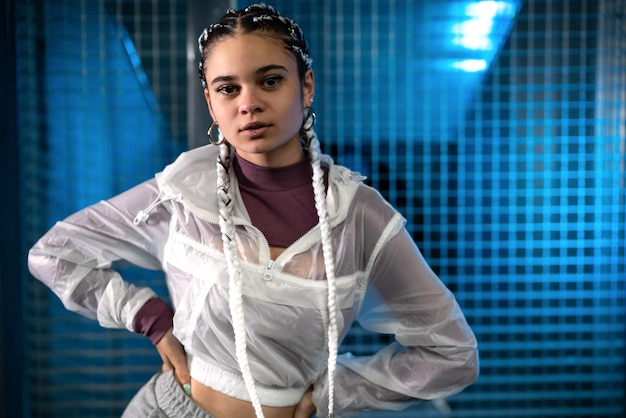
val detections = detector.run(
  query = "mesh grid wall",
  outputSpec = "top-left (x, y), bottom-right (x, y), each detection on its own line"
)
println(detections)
top-left (16, 0), bottom-right (625, 417)
top-left (17, 0), bottom-right (188, 416)
top-left (264, 1), bottom-right (625, 417)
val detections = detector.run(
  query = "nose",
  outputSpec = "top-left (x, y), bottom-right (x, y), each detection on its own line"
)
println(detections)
top-left (238, 88), bottom-right (263, 115)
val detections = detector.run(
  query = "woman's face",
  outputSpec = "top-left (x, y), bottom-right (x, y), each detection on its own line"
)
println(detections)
top-left (203, 32), bottom-right (314, 168)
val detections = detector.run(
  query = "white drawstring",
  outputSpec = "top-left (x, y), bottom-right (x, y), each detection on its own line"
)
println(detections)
top-left (133, 193), bottom-right (181, 225)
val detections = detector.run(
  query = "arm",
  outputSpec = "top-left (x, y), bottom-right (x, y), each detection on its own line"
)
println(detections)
top-left (27, 179), bottom-right (170, 331)
top-left (313, 220), bottom-right (479, 417)
top-left (28, 178), bottom-right (192, 387)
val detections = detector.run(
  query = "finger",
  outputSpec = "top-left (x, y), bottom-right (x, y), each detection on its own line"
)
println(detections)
top-left (167, 349), bottom-right (191, 396)
top-left (154, 329), bottom-right (190, 387)
top-left (158, 351), bottom-right (174, 372)
top-left (158, 337), bottom-right (190, 384)
top-left (293, 387), bottom-right (315, 418)
top-left (169, 348), bottom-right (191, 385)
top-left (293, 408), bottom-right (314, 418)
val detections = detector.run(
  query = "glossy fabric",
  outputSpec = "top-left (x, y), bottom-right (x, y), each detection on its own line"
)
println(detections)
top-left (28, 144), bottom-right (478, 417)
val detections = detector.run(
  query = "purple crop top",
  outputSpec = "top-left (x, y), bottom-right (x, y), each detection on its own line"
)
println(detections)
top-left (234, 154), bottom-right (328, 247)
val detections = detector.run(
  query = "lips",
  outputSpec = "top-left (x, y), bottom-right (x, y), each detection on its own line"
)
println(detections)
top-left (241, 122), bottom-right (270, 131)
top-left (240, 122), bottom-right (271, 138)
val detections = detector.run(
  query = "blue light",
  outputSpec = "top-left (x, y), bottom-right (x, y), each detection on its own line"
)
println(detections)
top-left (465, 0), bottom-right (517, 18)
top-left (446, 0), bottom-right (520, 72)
top-left (452, 59), bottom-right (488, 72)
top-left (452, 19), bottom-right (494, 51)
top-left (451, 1), bottom-right (517, 51)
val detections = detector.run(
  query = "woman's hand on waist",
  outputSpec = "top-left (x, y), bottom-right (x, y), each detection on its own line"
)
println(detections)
top-left (293, 386), bottom-right (315, 418)
top-left (155, 328), bottom-right (191, 393)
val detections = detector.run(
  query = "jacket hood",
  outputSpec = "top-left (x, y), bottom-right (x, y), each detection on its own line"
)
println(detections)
top-left (153, 144), bottom-right (365, 227)
top-left (155, 144), bottom-right (222, 222)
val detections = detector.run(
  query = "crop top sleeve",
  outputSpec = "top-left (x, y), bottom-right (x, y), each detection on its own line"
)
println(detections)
top-left (133, 297), bottom-right (174, 344)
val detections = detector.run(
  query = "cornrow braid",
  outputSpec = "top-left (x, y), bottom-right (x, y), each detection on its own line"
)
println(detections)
top-left (197, 3), bottom-right (312, 90)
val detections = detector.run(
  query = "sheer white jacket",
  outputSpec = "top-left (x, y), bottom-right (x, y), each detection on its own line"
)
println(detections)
top-left (28, 144), bottom-right (478, 417)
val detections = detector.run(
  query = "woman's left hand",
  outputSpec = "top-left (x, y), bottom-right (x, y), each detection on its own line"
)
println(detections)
top-left (293, 386), bottom-right (315, 418)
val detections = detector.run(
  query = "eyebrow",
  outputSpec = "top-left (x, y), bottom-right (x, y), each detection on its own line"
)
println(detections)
top-left (210, 64), bottom-right (289, 85)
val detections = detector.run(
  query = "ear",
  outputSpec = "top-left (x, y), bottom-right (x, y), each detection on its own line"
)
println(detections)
top-left (204, 88), bottom-right (216, 120)
top-left (302, 69), bottom-right (315, 108)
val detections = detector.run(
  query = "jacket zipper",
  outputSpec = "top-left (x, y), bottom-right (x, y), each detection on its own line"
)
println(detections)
top-left (165, 195), bottom-right (328, 282)
top-left (263, 260), bottom-right (274, 281)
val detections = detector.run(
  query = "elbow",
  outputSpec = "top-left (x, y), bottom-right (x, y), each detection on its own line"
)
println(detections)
top-left (405, 344), bottom-right (479, 401)
top-left (436, 341), bottom-right (480, 397)
top-left (27, 240), bottom-right (57, 279)
top-left (454, 321), bottom-right (480, 389)
top-left (436, 345), bottom-right (479, 399)
top-left (461, 344), bottom-right (480, 388)
top-left (454, 329), bottom-right (480, 388)
top-left (27, 241), bottom-right (65, 291)
top-left (450, 341), bottom-right (480, 393)
top-left (28, 231), bottom-right (52, 274)
top-left (27, 245), bottom-right (47, 281)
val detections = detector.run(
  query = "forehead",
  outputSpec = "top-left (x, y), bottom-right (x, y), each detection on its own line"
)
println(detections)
top-left (205, 33), bottom-right (297, 75)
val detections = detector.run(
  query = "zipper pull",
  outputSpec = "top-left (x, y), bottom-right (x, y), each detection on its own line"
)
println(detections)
top-left (263, 260), bottom-right (274, 281)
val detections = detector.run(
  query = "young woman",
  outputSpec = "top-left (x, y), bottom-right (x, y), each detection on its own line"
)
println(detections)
top-left (28, 4), bottom-right (478, 418)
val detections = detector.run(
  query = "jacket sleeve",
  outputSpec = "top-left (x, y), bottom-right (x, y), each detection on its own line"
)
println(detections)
top-left (313, 215), bottom-right (479, 417)
top-left (27, 179), bottom-right (171, 332)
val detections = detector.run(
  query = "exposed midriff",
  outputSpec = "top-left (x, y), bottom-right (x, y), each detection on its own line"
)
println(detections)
top-left (190, 377), bottom-right (297, 418)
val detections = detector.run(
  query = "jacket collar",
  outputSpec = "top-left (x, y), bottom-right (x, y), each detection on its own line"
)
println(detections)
top-left (155, 144), bottom-right (364, 227)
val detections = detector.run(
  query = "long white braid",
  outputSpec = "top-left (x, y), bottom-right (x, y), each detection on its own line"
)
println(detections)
top-left (304, 117), bottom-right (339, 418)
top-left (216, 117), bottom-right (338, 418)
top-left (202, 4), bottom-right (335, 417)
top-left (216, 133), bottom-right (266, 418)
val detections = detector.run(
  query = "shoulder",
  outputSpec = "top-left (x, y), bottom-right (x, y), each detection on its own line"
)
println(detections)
top-left (353, 182), bottom-right (401, 223)
top-left (156, 145), bottom-right (220, 196)
top-left (327, 159), bottom-right (401, 226)
top-left (160, 144), bottom-right (220, 180)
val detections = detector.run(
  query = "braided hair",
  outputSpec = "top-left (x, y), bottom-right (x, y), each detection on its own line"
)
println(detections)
top-left (198, 3), bottom-right (312, 89)
top-left (200, 4), bottom-right (337, 418)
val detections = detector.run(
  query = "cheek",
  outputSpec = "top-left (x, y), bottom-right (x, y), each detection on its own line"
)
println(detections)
top-left (285, 94), bottom-right (305, 125)
top-left (210, 103), bottom-right (231, 127)
top-left (214, 117), bottom-right (237, 139)
top-left (293, 107), bottom-right (306, 133)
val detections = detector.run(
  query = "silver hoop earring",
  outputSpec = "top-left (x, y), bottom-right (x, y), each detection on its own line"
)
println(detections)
top-left (207, 120), bottom-right (225, 145)
top-left (302, 107), bottom-right (316, 132)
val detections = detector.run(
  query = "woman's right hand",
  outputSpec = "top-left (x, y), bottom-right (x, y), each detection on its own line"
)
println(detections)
top-left (293, 386), bottom-right (315, 418)
top-left (155, 328), bottom-right (191, 390)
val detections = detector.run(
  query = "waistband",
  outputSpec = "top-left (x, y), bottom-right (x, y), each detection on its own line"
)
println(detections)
top-left (155, 370), bottom-right (215, 418)
top-left (187, 354), bottom-right (307, 407)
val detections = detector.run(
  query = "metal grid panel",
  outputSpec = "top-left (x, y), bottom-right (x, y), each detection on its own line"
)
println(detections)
top-left (18, 0), bottom-right (187, 416)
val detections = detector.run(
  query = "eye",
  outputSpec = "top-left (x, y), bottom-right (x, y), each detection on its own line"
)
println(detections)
top-left (261, 75), bottom-right (284, 89)
top-left (216, 84), bottom-right (238, 95)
